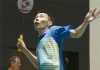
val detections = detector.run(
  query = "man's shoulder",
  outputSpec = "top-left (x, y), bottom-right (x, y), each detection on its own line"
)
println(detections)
top-left (50, 25), bottom-right (72, 29)
top-left (49, 26), bottom-right (60, 32)
top-left (50, 26), bottom-right (61, 30)
top-left (50, 25), bottom-right (59, 28)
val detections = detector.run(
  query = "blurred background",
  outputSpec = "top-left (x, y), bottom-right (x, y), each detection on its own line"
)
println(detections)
top-left (0, 0), bottom-right (89, 70)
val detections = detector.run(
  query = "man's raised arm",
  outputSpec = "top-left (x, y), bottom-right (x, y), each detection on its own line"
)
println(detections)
top-left (70, 9), bottom-right (100, 38)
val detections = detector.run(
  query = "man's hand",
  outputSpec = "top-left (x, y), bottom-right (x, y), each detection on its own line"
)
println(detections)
top-left (17, 39), bottom-right (27, 52)
top-left (85, 9), bottom-right (100, 22)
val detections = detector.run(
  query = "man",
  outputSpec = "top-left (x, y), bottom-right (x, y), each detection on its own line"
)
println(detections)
top-left (8, 56), bottom-right (21, 70)
top-left (17, 9), bottom-right (100, 70)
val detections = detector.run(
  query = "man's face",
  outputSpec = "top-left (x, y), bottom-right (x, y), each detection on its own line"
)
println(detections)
top-left (34, 13), bottom-right (51, 30)
top-left (11, 58), bottom-right (21, 70)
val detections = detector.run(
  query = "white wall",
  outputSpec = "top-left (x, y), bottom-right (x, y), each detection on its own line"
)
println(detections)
top-left (90, 0), bottom-right (100, 70)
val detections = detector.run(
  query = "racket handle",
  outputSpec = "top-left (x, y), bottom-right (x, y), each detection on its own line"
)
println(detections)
top-left (18, 34), bottom-right (23, 52)
top-left (19, 34), bottom-right (23, 42)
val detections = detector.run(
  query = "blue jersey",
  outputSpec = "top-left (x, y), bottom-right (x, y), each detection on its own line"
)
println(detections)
top-left (36, 25), bottom-right (73, 70)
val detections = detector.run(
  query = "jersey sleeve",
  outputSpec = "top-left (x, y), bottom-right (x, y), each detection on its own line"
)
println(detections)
top-left (50, 25), bottom-right (73, 39)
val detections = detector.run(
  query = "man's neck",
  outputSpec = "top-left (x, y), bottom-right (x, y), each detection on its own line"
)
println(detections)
top-left (37, 27), bottom-right (49, 36)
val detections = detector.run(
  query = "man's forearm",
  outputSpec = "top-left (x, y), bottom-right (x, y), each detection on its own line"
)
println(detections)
top-left (75, 20), bottom-right (89, 37)
top-left (22, 47), bottom-right (38, 69)
top-left (70, 20), bottom-right (89, 38)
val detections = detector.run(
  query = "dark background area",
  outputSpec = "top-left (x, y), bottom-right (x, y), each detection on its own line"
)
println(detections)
top-left (0, 0), bottom-right (89, 70)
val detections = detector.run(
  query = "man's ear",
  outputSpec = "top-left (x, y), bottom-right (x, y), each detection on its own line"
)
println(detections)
top-left (48, 21), bottom-right (52, 26)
